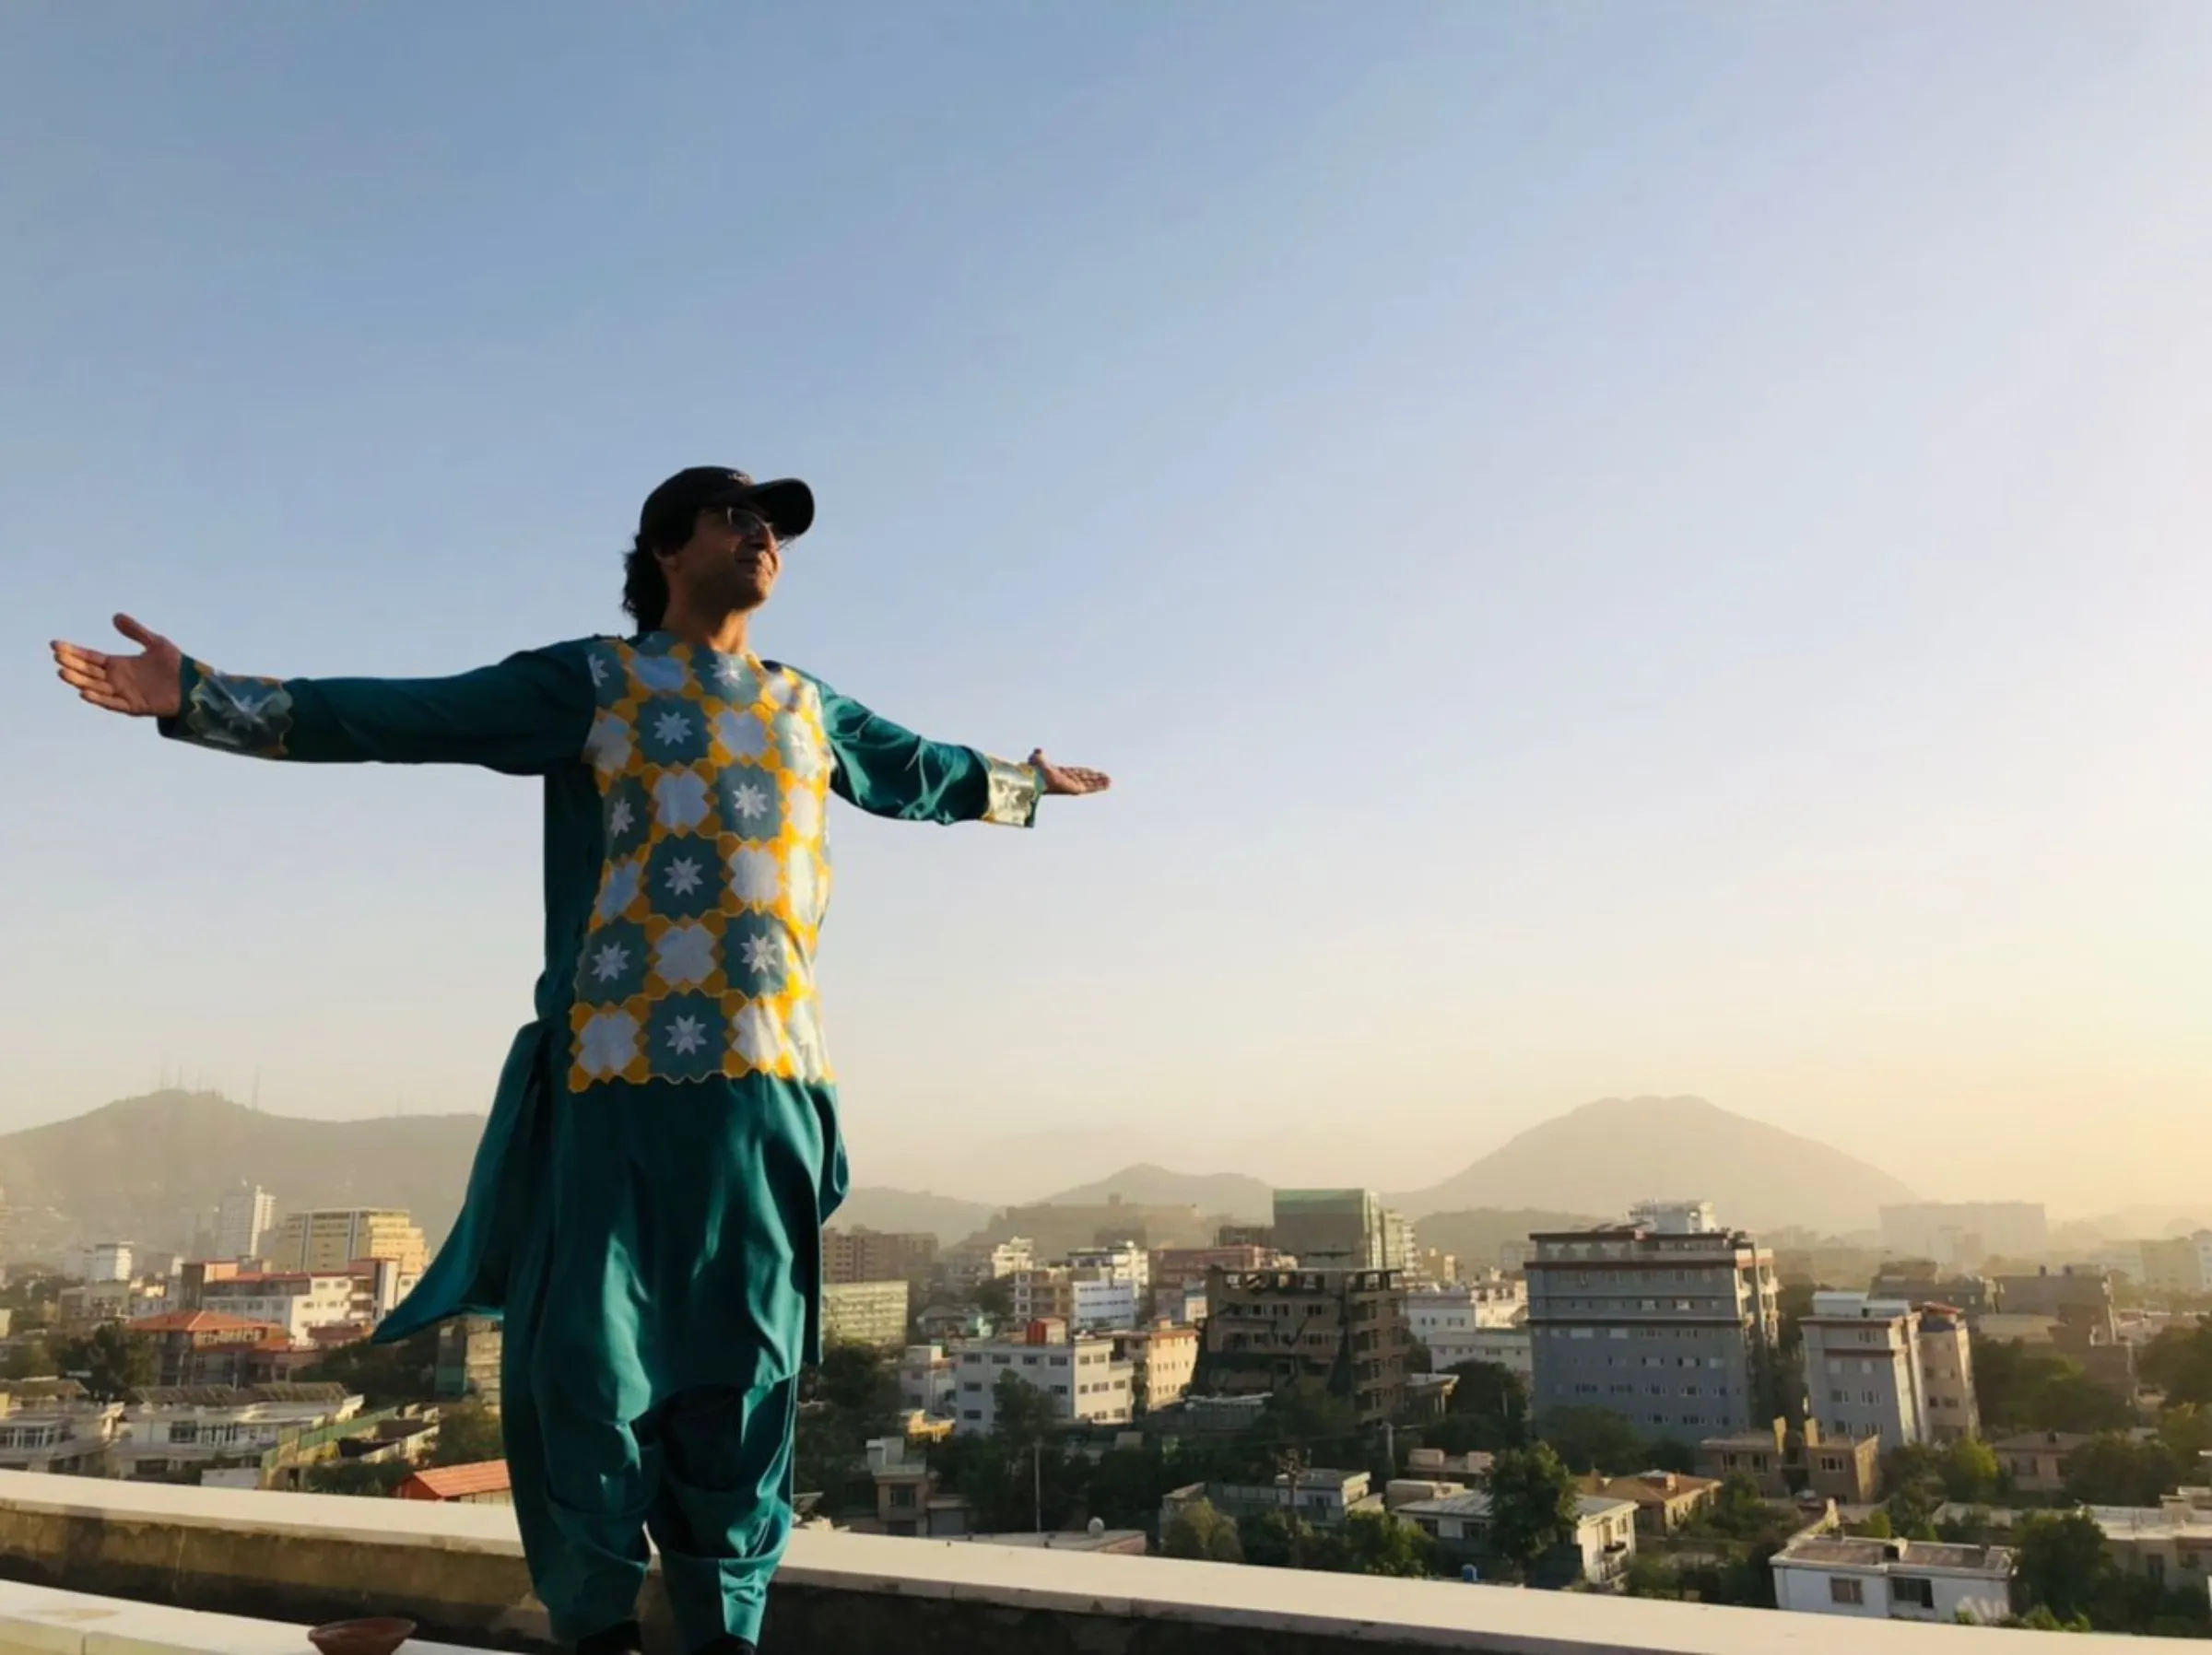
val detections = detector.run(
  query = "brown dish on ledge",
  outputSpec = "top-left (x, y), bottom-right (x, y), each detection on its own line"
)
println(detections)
top-left (308, 1617), bottom-right (417, 1655)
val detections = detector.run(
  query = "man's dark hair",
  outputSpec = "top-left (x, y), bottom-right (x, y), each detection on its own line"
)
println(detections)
top-left (622, 529), bottom-right (672, 631)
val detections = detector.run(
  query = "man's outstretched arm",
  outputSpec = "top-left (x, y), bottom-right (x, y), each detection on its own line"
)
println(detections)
top-left (53, 614), bottom-right (593, 774)
top-left (809, 675), bottom-right (1111, 826)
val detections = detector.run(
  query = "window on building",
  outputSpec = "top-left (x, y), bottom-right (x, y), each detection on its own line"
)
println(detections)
top-left (1892, 1577), bottom-right (1935, 1609)
top-left (1829, 1578), bottom-right (1865, 1605)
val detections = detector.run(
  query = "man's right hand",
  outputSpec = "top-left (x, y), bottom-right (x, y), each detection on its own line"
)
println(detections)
top-left (52, 615), bottom-right (184, 718)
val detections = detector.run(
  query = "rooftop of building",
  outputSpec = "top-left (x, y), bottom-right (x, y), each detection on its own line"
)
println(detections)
top-left (0, 1473), bottom-right (2164, 1654)
top-left (1775, 1535), bottom-right (2016, 1575)
top-left (126, 1309), bottom-right (290, 1335)
top-left (1397, 1489), bottom-right (1637, 1523)
top-left (1579, 1470), bottom-right (1721, 1504)
top-left (127, 1382), bottom-right (354, 1408)
top-left (402, 1459), bottom-right (512, 1500)
top-left (1989, 1429), bottom-right (2097, 1451)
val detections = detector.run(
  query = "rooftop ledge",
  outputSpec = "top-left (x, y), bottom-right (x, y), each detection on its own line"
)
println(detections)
top-left (0, 1472), bottom-right (2151, 1654)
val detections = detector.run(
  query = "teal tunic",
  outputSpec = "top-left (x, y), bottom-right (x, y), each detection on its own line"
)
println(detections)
top-left (159, 632), bottom-right (1041, 1645)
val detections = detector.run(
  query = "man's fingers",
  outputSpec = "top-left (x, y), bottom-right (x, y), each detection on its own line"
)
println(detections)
top-left (77, 687), bottom-right (133, 712)
top-left (52, 641), bottom-right (110, 672)
top-left (55, 660), bottom-right (110, 692)
top-left (112, 613), bottom-right (160, 649)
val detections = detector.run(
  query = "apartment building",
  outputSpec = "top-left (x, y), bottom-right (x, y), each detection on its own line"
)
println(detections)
top-left (1771, 1535), bottom-right (2015, 1625)
top-left (213, 1185), bottom-right (276, 1262)
top-left (1879, 1203), bottom-right (2049, 1267)
top-left (822, 1280), bottom-right (911, 1350)
top-left (900, 1344), bottom-right (959, 1417)
top-left (434, 1316), bottom-right (502, 1401)
top-left (1395, 1490), bottom-right (1639, 1589)
top-left (1525, 1211), bottom-right (1781, 1443)
top-left (1149, 1245), bottom-right (1282, 1305)
top-left (1916, 1304), bottom-right (1980, 1442)
top-left (270, 1210), bottom-right (428, 1276)
top-left (1006, 1267), bottom-right (1074, 1324)
top-left (950, 1323), bottom-right (1132, 1436)
top-left (1199, 1266), bottom-right (1411, 1426)
top-left (63, 1242), bottom-right (134, 1283)
top-left (2138, 1233), bottom-right (2212, 1296)
top-left (1112, 1323), bottom-right (1199, 1414)
top-left (1069, 1275), bottom-right (1140, 1332)
top-left (1408, 1275), bottom-right (1527, 1368)
top-left (1800, 1292), bottom-right (1928, 1451)
top-left (823, 1227), bottom-right (939, 1285)
top-left (1272, 1190), bottom-right (1402, 1270)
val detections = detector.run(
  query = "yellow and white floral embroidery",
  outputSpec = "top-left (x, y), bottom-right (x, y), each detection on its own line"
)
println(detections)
top-left (567, 636), bottom-right (837, 1092)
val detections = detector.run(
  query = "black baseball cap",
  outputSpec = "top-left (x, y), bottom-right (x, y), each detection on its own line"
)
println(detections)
top-left (639, 466), bottom-right (815, 546)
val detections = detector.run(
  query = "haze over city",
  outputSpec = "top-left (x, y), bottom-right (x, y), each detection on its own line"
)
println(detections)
top-left (5, 5), bottom-right (2210, 1215)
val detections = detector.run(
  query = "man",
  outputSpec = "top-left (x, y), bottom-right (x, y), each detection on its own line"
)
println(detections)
top-left (50, 466), bottom-right (1110, 1655)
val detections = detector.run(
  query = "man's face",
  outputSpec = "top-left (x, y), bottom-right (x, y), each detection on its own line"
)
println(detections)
top-left (660, 505), bottom-right (782, 617)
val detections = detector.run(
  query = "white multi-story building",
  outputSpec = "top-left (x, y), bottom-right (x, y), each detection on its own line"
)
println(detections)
top-left (1070, 1275), bottom-right (1140, 1332)
top-left (64, 1243), bottom-right (134, 1283)
top-left (1771, 1535), bottom-right (2015, 1625)
top-left (214, 1185), bottom-right (276, 1262)
top-left (949, 1332), bottom-right (1132, 1436)
top-left (1629, 1200), bottom-right (1718, 1236)
top-left (1066, 1243), bottom-right (1147, 1293)
top-left (1409, 1277), bottom-right (1528, 1368)
top-left (899, 1344), bottom-right (959, 1417)
top-left (194, 1272), bottom-right (362, 1342)
top-left (112, 1386), bottom-right (366, 1482)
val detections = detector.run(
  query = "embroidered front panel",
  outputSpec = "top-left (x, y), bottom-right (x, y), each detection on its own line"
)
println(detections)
top-left (180, 663), bottom-right (295, 757)
top-left (568, 637), bottom-right (837, 1091)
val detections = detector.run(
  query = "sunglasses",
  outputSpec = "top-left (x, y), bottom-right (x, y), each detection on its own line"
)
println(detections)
top-left (710, 505), bottom-right (779, 545)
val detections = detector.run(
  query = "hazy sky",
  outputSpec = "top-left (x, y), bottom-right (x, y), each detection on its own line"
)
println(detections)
top-left (3, 5), bottom-right (2208, 1216)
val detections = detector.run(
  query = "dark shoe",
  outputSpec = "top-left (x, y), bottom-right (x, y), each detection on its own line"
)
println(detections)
top-left (576, 1622), bottom-right (646, 1655)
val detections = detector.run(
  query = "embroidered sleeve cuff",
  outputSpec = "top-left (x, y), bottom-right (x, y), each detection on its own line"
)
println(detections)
top-left (158, 658), bottom-right (297, 758)
top-left (980, 755), bottom-right (1043, 828)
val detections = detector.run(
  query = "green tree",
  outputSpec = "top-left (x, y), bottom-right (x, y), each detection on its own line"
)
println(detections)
top-left (992, 1370), bottom-right (1057, 1446)
top-left (305, 1459), bottom-right (412, 1497)
top-left (1319, 1508), bottom-right (1438, 1579)
top-left (1971, 1336), bottom-right (2131, 1434)
top-left (431, 1402), bottom-right (505, 1466)
top-left (1703, 1471), bottom-right (1778, 1541)
top-left (2015, 1509), bottom-right (2113, 1623)
top-left (1483, 1443), bottom-right (1581, 1583)
top-left (2159, 1403), bottom-right (2212, 1463)
top-left (973, 1278), bottom-right (1013, 1320)
top-left (2, 1339), bottom-right (53, 1381)
top-left (1084, 1446), bottom-right (1180, 1531)
top-left (2061, 1433), bottom-right (2182, 1508)
top-left (1235, 1508), bottom-right (1306, 1569)
top-left (813, 1343), bottom-right (900, 1424)
top-left (1161, 1498), bottom-right (1243, 1562)
top-left (1940, 1437), bottom-right (2002, 1504)
top-left (2139, 1320), bottom-right (2212, 1407)
top-left (1884, 1475), bottom-right (1942, 1542)
top-left (1255, 1381), bottom-right (1359, 1453)
top-left (1535, 1406), bottom-right (1645, 1474)
top-left (53, 1325), bottom-right (156, 1399)
top-left (1437, 1360), bottom-right (1529, 1449)
top-left (300, 1330), bottom-right (438, 1408)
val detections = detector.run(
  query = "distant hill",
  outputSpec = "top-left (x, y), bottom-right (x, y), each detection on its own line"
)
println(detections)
top-left (1394, 1096), bottom-right (1916, 1236)
top-left (0, 1090), bottom-right (487, 1254)
top-left (833, 1187), bottom-right (997, 1245)
top-left (1413, 1208), bottom-right (1611, 1271)
top-left (1040, 1164), bottom-right (1274, 1225)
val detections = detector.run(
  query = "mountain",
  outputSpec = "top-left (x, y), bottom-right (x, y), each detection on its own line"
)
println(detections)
top-left (0, 1090), bottom-right (488, 1254)
top-left (1394, 1096), bottom-right (1916, 1236)
top-left (832, 1187), bottom-right (997, 1245)
top-left (1039, 1165), bottom-right (1274, 1224)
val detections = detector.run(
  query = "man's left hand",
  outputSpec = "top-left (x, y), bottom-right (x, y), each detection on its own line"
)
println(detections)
top-left (1031, 749), bottom-right (1112, 797)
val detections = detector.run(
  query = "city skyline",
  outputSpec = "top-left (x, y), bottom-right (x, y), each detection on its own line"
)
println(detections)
top-left (6, 6), bottom-right (2211, 1215)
